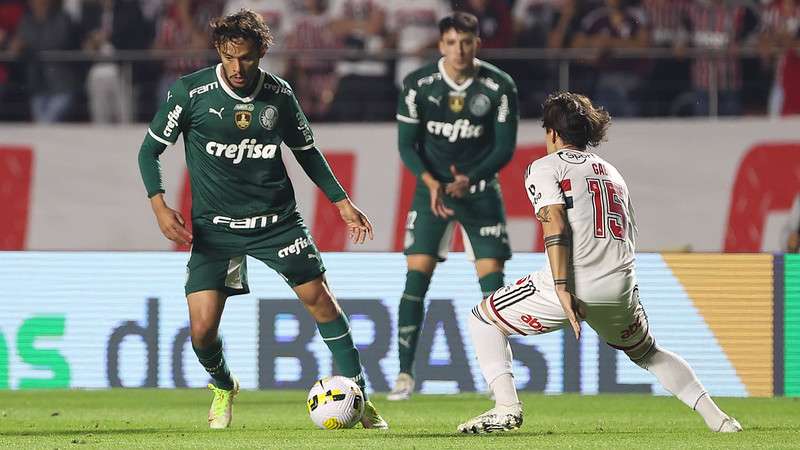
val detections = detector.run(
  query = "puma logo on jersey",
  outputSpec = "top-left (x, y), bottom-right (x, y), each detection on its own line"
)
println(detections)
top-left (208, 107), bottom-right (224, 119)
top-left (162, 104), bottom-right (183, 137)
top-left (205, 139), bottom-right (278, 164)
top-left (426, 119), bottom-right (484, 142)
top-left (427, 95), bottom-right (441, 106)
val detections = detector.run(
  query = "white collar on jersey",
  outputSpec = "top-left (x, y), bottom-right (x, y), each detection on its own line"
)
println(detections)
top-left (215, 63), bottom-right (266, 102)
top-left (437, 57), bottom-right (482, 92)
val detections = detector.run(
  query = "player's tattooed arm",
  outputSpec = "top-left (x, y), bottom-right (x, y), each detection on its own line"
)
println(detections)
top-left (536, 205), bottom-right (552, 223)
top-left (539, 203), bottom-right (581, 340)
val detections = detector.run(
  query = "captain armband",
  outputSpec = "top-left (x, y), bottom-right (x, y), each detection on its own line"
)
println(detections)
top-left (543, 234), bottom-right (571, 248)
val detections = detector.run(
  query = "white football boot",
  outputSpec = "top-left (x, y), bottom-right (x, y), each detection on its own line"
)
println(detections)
top-left (457, 403), bottom-right (523, 434)
top-left (716, 416), bottom-right (743, 432)
top-left (387, 373), bottom-right (415, 401)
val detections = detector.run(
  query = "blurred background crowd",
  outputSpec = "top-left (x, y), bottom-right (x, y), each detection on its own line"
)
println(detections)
top-left (0, 0), bottom-right (798, 123)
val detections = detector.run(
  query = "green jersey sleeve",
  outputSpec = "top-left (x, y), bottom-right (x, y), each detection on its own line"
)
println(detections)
top-left (282, 92), bottom-right (315, 151)
top-left (147, 79), bottom-right (190, 145)
top-left (465, 78), bottom-right (519, 181)
top-left (138, 79), bottom-right (190, 198)
top-left (396, 78), bottom-right (427, 177)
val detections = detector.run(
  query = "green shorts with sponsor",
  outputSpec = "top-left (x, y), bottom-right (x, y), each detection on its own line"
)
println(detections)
top-left (403, 178), bottom-right (511, 262)
top-left (185, 211), bottom-right (325, 296)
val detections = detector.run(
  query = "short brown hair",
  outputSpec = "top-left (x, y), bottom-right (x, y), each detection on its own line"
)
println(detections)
top-left (542, 92), bottom-right (610, 149)
top-left (210, 9), bottom-right (273, 52)
top-left (439, 12), bottom-right (479, 36)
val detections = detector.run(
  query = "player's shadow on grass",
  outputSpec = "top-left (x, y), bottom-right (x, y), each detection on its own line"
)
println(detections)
top-left (0, 428), bottom-right (166, 437)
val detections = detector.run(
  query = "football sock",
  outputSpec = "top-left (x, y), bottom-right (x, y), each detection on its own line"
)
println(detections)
top-left (397, 270), bottom-right (431, 376)
top-left (317, 314), bottom-right (368, 399)
top-left (193, 336), bottom-right (234, 390)
top-left (468, 313), bottom-right (519, 407)
top-left (635, 345), bottom-right (726, 430)
top-left (479, 271), bottom-right (504, 299)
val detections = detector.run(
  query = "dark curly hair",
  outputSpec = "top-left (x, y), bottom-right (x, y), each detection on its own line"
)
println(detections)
top-left (210, 9), bottom-right (273, 52)
top-left (542, 92), bottom-right (610, 149)
top-left (439, 12), bottom-right (479, 36)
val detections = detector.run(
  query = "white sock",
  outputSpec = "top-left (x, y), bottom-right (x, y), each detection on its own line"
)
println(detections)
top-left (635, 346), bottom-right (727, 431)
top-left (468, 313), bottom-right (519, 408)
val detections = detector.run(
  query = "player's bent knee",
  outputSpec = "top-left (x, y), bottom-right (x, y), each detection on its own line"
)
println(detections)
top-left (623, 333), bottom-right (657, 366)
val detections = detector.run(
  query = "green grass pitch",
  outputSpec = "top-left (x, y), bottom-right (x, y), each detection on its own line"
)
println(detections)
top-left (0, 390), bottom-right (797, 449)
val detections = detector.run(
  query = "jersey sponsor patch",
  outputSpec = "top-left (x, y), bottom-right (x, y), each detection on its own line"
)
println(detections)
top-left (558, 150), bottom-right (589, 164)
top-left (234, 110), bottom-right (252, 129)
top-left (163, 104), bottom-right (183, 137)
top-left (278, 237), bottom-right (312, 258)
top-left (448, 92), bottom-right (465, 113)
top-left (259, 105), bottom-right (278, 130)
top-left (212, 214), bottom-right (279, 229)
top-left (205, 139), bottom-right (278, 164)
top-left (426, 119), bottom-right (484, 142)
top-left (189, 81), bottom-right (219, 98)
top-left (469, 93), bottom-right (491, 117)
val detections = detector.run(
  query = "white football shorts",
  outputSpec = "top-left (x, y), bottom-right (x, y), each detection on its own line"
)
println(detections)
top-left (472, 272), bottom-right (652, 352)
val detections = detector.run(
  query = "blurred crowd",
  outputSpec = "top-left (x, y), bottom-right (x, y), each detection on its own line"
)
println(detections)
top-left (0, 0), bottom-right (798, 122)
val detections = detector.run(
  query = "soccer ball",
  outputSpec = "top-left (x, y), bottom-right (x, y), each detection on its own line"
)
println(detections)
top-left (306, 376), bottom-right (365, 429)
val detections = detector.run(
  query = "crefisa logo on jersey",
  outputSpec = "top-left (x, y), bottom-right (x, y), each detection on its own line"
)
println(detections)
top-left (234, 103), bottom-right (254, 130)
top-left (448, 92), bottom-right (465, 113)
top-left (469, 94), bottom-right (491, 117)
top-left (259, 105), bottom-right (278, 130)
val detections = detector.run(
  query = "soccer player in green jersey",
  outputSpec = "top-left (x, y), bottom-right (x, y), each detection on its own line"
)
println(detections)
top-left (389, 12), bottom-right (519, 400)
top-left (137, 10), bottom-right (387, 429)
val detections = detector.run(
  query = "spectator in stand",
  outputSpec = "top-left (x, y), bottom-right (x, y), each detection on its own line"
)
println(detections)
top-left (9, 0), bottom-right (80, 122)
top-left (384, 0), bottom-right (451, 87)
top-left (284, 0), bottom-right (338, 120)
top-left (152, 0), bottom-right (222, 104)
top-left (453, 0), bottom-right (514, 49)
top-left (571, 0), bottom-right (650, 117)
top-left (223, 0), bottom-right (292, 76)
top-left (760, 0), bottom-right (800, 116)
top-left (640, 0), bottom-right (692, 116)
top-left (327, 0), bottom-right (395, 121)
top-left (0, 0), bottom-right (25, 121)
top-left (685, 0), bottom-right (751, 116)
top-left (79, 0), bottom-right (153, 123)
top-left (511, 0), bottom-right (583, 116)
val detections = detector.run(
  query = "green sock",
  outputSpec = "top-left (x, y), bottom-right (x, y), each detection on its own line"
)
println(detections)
top-left (479, 271), bottom-right (504, 299)
top-left (317, 314), bottom-right (367, 399)
top-left (398, 270), bottom-right (431, 376)
top-left (193, 336), bottom-right (233, 390)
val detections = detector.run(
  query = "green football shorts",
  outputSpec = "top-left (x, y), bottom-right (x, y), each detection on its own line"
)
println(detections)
top-left (403, 178), bottom-right (512, 262)
top-left (185, 212), bottom-right (325, 296)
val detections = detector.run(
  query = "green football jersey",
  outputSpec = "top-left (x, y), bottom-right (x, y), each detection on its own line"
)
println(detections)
top-left (147, 64), bottom-right (315, 228)
top-left (396, 58), bottom-right (518, 182)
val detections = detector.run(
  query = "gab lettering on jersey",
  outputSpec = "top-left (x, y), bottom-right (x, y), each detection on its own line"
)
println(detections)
top-left (592, 163), bottom-right (608, 175)
top-left (205, 139), bottom-right (278, 164)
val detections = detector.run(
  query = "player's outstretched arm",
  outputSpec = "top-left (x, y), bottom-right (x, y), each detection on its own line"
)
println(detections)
top-left (334, 198), bottom-right (374, 245)
top-left (538, 204), bottom-right (581, 340)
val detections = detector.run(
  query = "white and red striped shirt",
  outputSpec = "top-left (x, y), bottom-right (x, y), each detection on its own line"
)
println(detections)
top-left (686, 1), bottom-right (745, 91)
